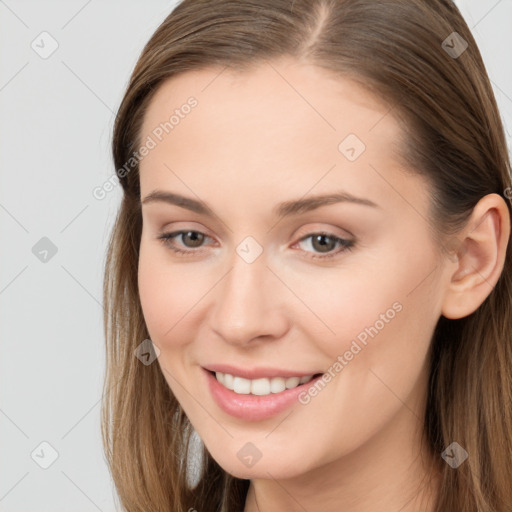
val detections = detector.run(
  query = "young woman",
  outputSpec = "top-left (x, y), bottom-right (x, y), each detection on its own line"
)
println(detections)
top-left (101, 1), bottom-right (512, 511)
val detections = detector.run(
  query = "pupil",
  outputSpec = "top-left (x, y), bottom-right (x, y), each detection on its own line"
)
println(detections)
top-left (185, 231), bottom-right (203, 247)
top-left (313, 234), bottom-right (334, 253)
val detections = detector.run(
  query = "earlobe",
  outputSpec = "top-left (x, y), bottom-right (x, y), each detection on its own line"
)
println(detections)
top-left (441, 193), bottom-right (511, 320)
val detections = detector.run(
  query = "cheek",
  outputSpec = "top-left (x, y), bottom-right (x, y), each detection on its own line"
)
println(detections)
top-left (137, 248), bottom-right (205, 401)
top-left (290, 252), bottom-right (440, 454)
top-left (137, 243), bottom-right (200, 344)
top-left (306, 240), bottom-right (440, 367)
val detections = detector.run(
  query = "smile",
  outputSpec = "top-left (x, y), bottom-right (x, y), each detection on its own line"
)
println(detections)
top-left (214, 371), bottom-right (317, 396)
top-left (204, 368), bottom-right (325, 421)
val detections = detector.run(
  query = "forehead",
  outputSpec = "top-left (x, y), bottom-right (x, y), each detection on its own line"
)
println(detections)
top-left (138, 58), bottom-right (423, 218)
top-left (141, 57), bottom-right (400, 144)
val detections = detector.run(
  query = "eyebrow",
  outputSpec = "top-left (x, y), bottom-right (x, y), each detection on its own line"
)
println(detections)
top-left (141, 189), bottom-right (379, 218)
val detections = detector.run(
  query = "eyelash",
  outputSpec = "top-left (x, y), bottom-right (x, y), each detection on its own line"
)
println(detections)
top-left (157, 230), bottom-right (355, 260)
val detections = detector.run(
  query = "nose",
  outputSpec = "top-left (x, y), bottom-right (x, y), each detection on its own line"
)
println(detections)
top-left (208, 249), bottom-right (289, 347)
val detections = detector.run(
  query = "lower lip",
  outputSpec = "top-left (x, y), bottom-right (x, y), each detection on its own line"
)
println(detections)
top-left (204, 368), bottom-right (323, 421)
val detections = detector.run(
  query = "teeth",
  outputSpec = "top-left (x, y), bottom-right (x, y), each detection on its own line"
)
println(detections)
top-left (223, 373), bottom-right (234, 390)
top-left (285, 376), bottom-right (300, 389)
top-left (251, 378), bottom-right (270, 396)
top-left (233, 376), bottom-right (251, 394)
top-left (270, 377), bottom-right (286, 393)
top-left (214, 372), bottom-right (316, 396)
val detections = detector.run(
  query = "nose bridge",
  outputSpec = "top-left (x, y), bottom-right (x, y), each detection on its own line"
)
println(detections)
top-left (209, 245), bottom-right (285, 345)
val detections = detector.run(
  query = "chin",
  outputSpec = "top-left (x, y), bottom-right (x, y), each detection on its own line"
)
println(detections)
top-left (209, 450), bottom-right (311, 480)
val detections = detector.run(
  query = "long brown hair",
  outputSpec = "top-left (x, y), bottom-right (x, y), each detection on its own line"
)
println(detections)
top-left (101, 1), bottom-right (512, 510)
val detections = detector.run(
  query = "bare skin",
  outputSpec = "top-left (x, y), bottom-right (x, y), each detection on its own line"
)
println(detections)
top-left (136, 57), bottom-right (510, 512)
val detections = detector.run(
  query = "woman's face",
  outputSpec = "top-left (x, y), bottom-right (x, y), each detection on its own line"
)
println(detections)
top-left (137, 58), bottom-right (452, 479)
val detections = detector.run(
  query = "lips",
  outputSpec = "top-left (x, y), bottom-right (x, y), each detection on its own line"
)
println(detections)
top-left (202, 366), bottom-right (325, 421)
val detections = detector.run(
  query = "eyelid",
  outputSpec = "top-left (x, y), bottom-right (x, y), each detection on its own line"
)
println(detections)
top-left (293, 223), bottom-right (354, 241)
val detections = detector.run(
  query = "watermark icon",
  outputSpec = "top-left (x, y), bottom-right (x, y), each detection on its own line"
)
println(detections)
top-left (236, 236), bottom-right (263, 263)
top-left (32, 237), bottom-right (58, 263)
top-left (441, 442), bottom-right (468, 468)
top-left (237, 442), bottom-right (262, 468)
top-left (441, 32), bottom-right (468, 59)
top-left (338, 133), bottom-right (366, 162)
top-left (31, 441), bottom-right (59, 469)
top-left (92, 96), bottom-right (198, 200)
top-left (134, 338), bottom-right (161, 365)
top-left (31, 31), bottom-right (59, 59)
top-left (298, 301), bottom-right (403, 405)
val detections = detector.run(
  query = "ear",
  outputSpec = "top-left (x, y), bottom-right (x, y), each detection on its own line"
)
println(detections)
top-left (441, 193), bottom-right (511, 320)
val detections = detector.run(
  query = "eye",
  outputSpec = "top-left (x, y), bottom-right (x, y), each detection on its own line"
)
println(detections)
top-left (157, 230), bottom-right (354, 260)
top-left (158, 230), bottom-right (212, 256)
top-left (293, 232), bottom-right (354, 260)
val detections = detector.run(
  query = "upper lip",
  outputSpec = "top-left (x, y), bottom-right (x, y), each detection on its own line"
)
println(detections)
top-left (202, 364), bottom-right (322, 380)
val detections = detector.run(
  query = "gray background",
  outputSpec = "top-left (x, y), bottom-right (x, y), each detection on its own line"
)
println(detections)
top-left (0, 1), bottom-right (510, 511)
